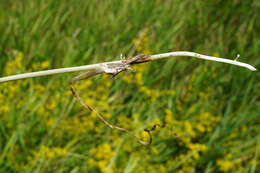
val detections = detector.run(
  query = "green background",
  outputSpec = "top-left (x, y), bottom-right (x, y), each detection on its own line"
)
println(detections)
top-left (0, 0), bottom-right (259, 172)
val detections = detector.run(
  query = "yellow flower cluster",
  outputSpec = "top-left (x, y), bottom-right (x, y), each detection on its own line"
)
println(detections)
top-left (45, 97), bottom-right (57, 110)
top-left (0, 93), bottom-right (10, 114)
top-left (30, 145), bottom-right (67, 161)
top-left (1, 51), bottom-right (54, 123)
top-left (214, 125), bottom-right (255, 172)
top-left (163, 108), bottom-right (218, 172)
top-left (135, 163), bottom-right (167, 173)
top-left (25, 145), bottom-right (67, 169)
top-left (131, 28), bottom-right (151, 54)
top-left (165, 109), bottom-right (219, 144)
top-left (57, 115), bottom-right (95, 137)
top-left (0, 52), bottom-right (27, 121)
top-left (5, 51), bottom-right (23, 75)
top-left (88, 143), bottom-right (114, 173)
top-left (32, 61), bottom-right (50, 70)
top-left (173, 142), bottom-right (208, 172)
top-left (33, 84), bottom-right (46, 97)
top-left (195, 112), bottom-right (220, 133)
top-left (217, 160), bottom-right (234, 172)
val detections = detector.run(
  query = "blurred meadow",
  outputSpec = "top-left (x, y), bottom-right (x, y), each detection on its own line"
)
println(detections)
top-left (0, 0), bottom-right (260, 172)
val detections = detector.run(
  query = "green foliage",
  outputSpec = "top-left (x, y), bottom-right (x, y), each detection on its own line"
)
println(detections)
top-left (0, 0), bottom-right (259, 172)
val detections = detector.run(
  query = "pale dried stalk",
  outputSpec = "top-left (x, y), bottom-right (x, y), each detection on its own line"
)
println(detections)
top-left (0, 51), bottom-right (256, 83)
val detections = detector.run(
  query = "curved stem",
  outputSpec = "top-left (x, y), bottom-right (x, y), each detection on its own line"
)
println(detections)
top-left (0, 51), bottom-right (256, 83)
top-left (151, 51), bottom-right (257, 71)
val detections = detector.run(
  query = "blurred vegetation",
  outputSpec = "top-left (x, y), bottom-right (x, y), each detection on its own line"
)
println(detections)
top-left (0, 0), bottom-right (259, 172)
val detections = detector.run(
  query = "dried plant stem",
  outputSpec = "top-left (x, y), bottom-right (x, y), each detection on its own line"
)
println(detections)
top-left (0, 51), bottom-right (256, 83)
top-left (0, 63), bottom-right (102, 83)
top-left (150, 51), bottom-right (257, 71)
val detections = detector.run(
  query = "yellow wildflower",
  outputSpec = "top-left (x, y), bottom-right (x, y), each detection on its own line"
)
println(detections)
top-left (5, 52), bottom-right (24, 75)
top-left (89, 143), bottom-right (114, 173)
top-left (32, 62), bottom-right (41, 70)
top-left (196, 123), bottom-right (205, 133)
top-left (136, 72), bottom-right (144, 85)
top-left (165, 109), bottom-right (174, 123)
top-left (140, 130), bottom-right (150, 142)
top-left (184, 121), bottom-right (196, 138)
top-left (45, 98), bottom-right (57, 110)
top-left (33, 146), bottom-right (67, 161)
top-left (217, 160), bottom-right (234, 172)
top-left (41, 61), bottom-right (50, 69)
top-left (193, 151), bottom-right (200, 160)
top-left (213, 52), bottom-right (220, 57)
top-left (0, 104), bottom-right (10, 114)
